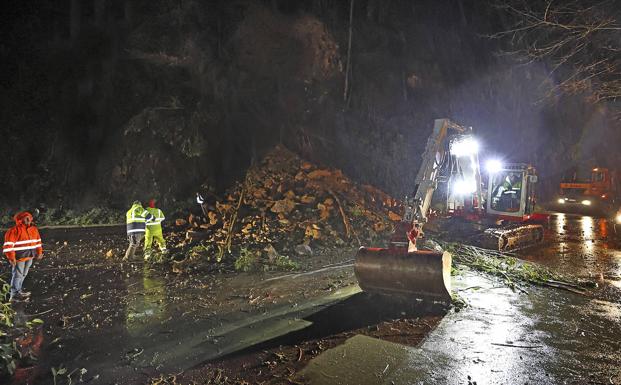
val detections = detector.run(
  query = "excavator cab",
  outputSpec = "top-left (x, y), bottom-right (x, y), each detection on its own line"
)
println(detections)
top-left (486, 163), bottom-right (538, 220)
top-left (482, 162), bottom-right (544, 250)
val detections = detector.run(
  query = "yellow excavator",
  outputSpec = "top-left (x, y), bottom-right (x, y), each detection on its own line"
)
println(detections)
top-left (354, 119), bottom-right (546, 301)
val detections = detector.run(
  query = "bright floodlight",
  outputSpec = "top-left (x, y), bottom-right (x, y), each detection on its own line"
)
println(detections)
top-left (485, 159), bottom-right (503, 174)
top-left (557, 198), bottom-right (565, 204)
top-left (453, 178), bottom-right (476, 195)
top-left (616, 214), bottom-right (621, 224)
top-left (450, 137), bottom-right (479, 157)
top-left (581, 200), bottom-right (591, 206)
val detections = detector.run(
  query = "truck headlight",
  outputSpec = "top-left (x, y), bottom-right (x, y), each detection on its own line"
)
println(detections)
top-left (581, 200), bottom-right (591, 206)
top-left (557, 198), bottom-right (565, 204)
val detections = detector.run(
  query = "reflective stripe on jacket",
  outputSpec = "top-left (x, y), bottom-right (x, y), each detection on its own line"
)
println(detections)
top-left (3, 212), bottom-right (43, 262)
top-left (126, 204), bottom-right (154, 234)
top-left (145, 207), bottom-right (164, 233)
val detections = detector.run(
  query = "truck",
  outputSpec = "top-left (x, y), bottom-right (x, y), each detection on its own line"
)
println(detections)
top-left (556, 167), bottom-right (620, 216)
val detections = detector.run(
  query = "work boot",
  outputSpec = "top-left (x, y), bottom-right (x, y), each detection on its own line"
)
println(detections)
top-left (124, 245), bottom-right (136, 261)
top-left (10, 294), bottom-right (29, 303)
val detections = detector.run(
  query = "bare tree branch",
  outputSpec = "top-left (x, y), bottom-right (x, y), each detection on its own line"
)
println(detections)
top-left (490, 0), bottom-right (620, 105)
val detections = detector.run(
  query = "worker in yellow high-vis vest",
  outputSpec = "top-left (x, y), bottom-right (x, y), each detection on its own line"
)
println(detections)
top-left (144, 199), bottom-right (167, 261)
top-left (124, 201), bottom-right (154, 261)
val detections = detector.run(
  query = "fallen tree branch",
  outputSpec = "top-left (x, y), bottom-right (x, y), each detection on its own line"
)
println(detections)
top-left (329, 190), bottom-right (361, 246)
top-left (217, 179), bottom-right (247, 262)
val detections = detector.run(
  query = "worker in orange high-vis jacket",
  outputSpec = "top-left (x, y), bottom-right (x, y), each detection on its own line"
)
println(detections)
top-left (2, 211), bottom-right (43, 302)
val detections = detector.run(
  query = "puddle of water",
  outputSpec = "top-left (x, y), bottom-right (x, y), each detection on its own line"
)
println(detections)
top-left (124, 271), bottom-right (168, 336)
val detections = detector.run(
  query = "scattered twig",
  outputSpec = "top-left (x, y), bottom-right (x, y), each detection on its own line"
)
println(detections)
top-left (381, 363), bottom-right (390, 374)
top-left (29, 308), bottom-right (54, 317)
top-left (297, 347), bottom-right (303, 362)
top-left (491, 342), bottom-right (542, 349)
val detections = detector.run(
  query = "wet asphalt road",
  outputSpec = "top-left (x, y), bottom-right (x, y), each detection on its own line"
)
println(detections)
top-left (7, 212), bottom-right (621, 384)
top-left (522, 212), bottom-right (621, 302)
top-left (299, 212), bottom-right (621, 385)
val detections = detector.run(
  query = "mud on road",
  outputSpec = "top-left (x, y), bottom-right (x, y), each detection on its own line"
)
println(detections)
top-left (5, 226), bottom-right (371, 384)
top-left (5, 212), bottom-right (621, 384)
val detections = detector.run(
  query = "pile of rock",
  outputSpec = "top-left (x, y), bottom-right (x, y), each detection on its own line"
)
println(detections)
top-left (177, 145), bottom-right (402, 265)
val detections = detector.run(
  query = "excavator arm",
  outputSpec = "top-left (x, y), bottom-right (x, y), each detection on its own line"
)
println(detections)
top-left (395, 119), bottom-right (479, 251)
top-left (355, 118), bottom-right (477, 302)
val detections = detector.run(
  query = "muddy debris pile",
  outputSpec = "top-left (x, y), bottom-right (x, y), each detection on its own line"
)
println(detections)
top-left (176, 145), bottom-right (401, 270)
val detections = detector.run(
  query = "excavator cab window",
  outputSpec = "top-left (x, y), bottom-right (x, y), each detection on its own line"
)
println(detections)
top-left (592, 170), bottom-right (606, 183)
top-left (490, 171), bottom-right (523, 213)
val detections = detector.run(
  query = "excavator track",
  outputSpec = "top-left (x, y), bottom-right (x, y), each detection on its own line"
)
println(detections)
top-left (479, 224), bottom-right (544, 251)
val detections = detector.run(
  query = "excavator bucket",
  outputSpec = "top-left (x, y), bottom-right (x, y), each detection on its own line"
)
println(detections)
top-left (354, 247), bottom-right (452, 302)
top-left (480, 224), bottom-right (544, 251)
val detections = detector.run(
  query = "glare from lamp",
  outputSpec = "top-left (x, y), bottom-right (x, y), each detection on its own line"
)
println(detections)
top-left (557, 198), bottom-right (565, 204)
top-left (616, 214), bottom-right (621, 224)
top-left (450, 137), bottom-right (479, 157)
top-left (453, 178), bottom-right (477, 195)
top-left (581, 200), bottom-right (591, 206)
top-left (485, 159), bottom-right (503, 174)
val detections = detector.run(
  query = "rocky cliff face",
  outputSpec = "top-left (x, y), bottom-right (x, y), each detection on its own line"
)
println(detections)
top-left (1, 0), bottom-right (617, 210)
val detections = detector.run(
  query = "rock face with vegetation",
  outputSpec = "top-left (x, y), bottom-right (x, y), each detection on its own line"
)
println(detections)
top-left (1, 0), bottom-right (618, 212)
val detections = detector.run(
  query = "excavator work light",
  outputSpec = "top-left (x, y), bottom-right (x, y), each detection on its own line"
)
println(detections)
top-left (450, 138), bottom-right (479, 157)
top-left (485, 159), bottom-right (503, 174)
top-left (454, 178), bottom-right (477, 195)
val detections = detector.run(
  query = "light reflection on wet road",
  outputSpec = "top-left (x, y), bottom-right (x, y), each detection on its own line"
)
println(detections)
top-left (522, 212), bottom-right (621, 299)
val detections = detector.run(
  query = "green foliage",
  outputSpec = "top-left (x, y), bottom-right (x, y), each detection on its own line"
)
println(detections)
top-left (0, 207), bottom-right (124, 227)
top-left (0, 342), bottom-right (17, 377)
top-left (451, 293), bottom-right (468, 311)
top-left (0, 278), bottom-right (16, 377)
top-left (447, 243), bottom-right (568, 292)
top-left (270, 255), bottom-right (299, 271)
top-left (349, 205), bottom-right (364, 217)
top-left (234, 248), bottom-right (259, 272)
top-left (51, 365), bottom-right (67, 385)
top-left (190, 244), bottom-right (206, 256)
top-left (40, 207), bottom-right (124, 226)
top-left (26, 318), bottom-right (44, 329)
top-left (234, 249), bottom-right (299, 272)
